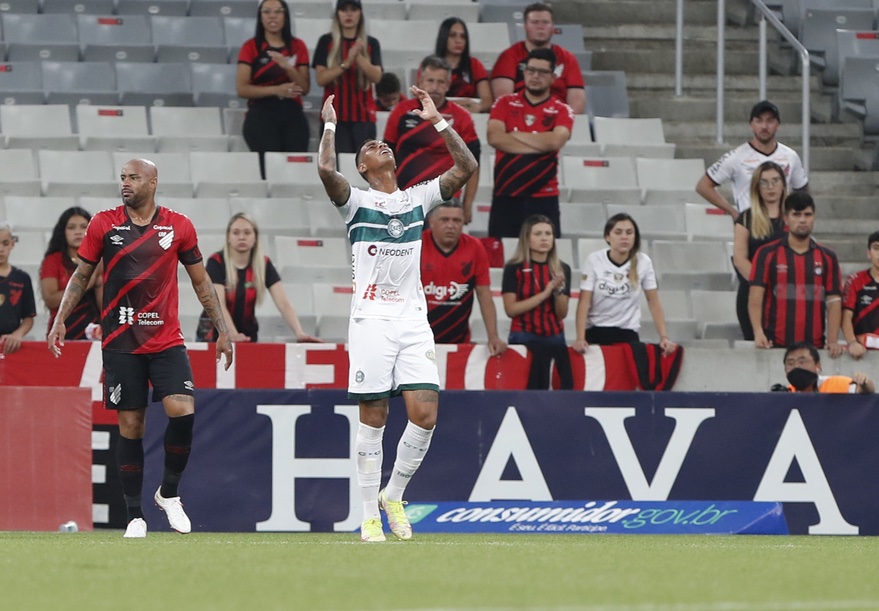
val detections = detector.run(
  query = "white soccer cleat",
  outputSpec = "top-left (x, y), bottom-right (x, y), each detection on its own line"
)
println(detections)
top-left (123, 517), bottom-right (147, 538)
top-left (360, 517), bottom-right (386, 542)
top-left (379, 488), bottom-right (412, 541)
top-left (154, 487), bottom-right (192, 534)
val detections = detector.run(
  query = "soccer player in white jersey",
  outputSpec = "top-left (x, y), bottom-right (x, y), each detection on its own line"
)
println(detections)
top-left (695, 100), bottom-right (808, 220)
top-left (317, 88), bottom-right (477, 542)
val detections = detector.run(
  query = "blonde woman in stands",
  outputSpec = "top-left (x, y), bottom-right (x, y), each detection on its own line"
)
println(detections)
top-left (0, 221), bottom-right (36, 355)
top-left (312, 0), bottom-right (383, 154)
top-left (732, 161), bottom-right (787, 341)
top-left (195, 213), bottom-right (320, 344)
top-left (236, 0), bottom-right (311, 178)
top-left (434, 17), bottom-right (493, 113)
top-left (573, 213), bottom-right (676, 356)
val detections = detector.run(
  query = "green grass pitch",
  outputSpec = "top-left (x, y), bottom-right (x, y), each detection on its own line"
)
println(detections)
top-left (1, 532), bottom-right (877, 610)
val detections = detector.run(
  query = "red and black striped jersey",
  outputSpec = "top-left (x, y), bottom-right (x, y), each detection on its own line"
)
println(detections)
top-left (502, 259), bottom-right (571, 337)
top-left (312, 34), bottom-right (381, 123)
top-left (237, 36), bottom-right (310, 108)
top-left (448, 56), bottom-right (489, 100)
top-left (489, 91), bottom-right (574, 198)
top-left (384, 98), bottom-right (480, 191)
top-left (421, 230), bottom-right (491, 343)
top-left (750, 236), bottom-right (841, 348)
top-left (78, 205), bottom-right (202, 354)
top-left (843, 269), bottom-right (879, 337)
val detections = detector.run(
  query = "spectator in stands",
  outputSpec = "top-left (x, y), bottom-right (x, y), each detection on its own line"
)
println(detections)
top-left (488, 48), bottom-right (573, 238)
top-left (434, 17), bottom-right (493, 114)
top-left (491, 2), bottom-right (586, 114)
top-left (196, 213), bottom-right (320, 344)
top-left (696, 100), bottom-right (808, 219)
top-left (842, 231), bottom-right (879, 359)
top-left (375, 72), bottom-right (404, 111)
top-left (732, 161), bottom-right (788, 341)
top-left (572, 213), bottom-right (677, 356)
top-left (236, 0), bottom-right (311, 178)
top-left (421, 201), bottom-right (507, 355)
top-left (40, 207), bottom-right (102, 341)
top-left (313, 0), bottom-right (383, 154)
top-left (384, 55), bottom-right (481, 224)
top-left (0, 221), bottom-right (35, 355)
top-left (502, 214), bottom-right (572, 389)
top-left (749, 192), bottom-right (843, 356)
top-left (782, 342), bottom-right (874, 394)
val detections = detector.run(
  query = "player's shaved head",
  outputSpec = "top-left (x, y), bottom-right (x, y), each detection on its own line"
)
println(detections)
top-left (124, 158), bottom-right (158, 180)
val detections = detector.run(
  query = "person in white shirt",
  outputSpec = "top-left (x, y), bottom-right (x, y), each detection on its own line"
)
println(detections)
top-left (317, 87), bottom-right (477, 543)
top-left (695, 100), bottom-right (808, 220)
top-left (572, 213), bottom-right (677, 356)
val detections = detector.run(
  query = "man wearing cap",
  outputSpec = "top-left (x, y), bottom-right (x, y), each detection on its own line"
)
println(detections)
top-left (695, 100), bottom-right (808, 220)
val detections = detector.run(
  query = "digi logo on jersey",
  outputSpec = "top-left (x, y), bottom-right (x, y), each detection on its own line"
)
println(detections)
top-left (423, 281), bottom-right (469, 302)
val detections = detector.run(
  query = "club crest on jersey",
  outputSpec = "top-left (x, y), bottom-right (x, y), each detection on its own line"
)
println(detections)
top-left (158, 228), bottom-right (174, 250)
top-left (355, 370), bottom-right (365, 383)
top-left (387, 218), bottom-right (405, 238)
top-left (525, 114), bottom-right (536, 127)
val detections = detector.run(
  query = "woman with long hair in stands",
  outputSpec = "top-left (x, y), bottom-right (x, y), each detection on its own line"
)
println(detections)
top-left (732, 161), bottom-right (788, 340)
top-left (434, 17), bottom-right (493, 113)
top-left (312, 0), bottom-right (383, 153)
top-left (236, 0), bottom-right (311, 178)
top-left (40, 206), bottom-right (102, 340)
top-left (573, 212), bottom-right (676, 356)
top-left (196, 213), bottom-right (320, 343)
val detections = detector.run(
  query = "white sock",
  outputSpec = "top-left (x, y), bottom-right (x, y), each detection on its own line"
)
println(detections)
top-left (385, 421), bottom-right (434, 502)
top-left (356, 422), bottom-right (384, 521)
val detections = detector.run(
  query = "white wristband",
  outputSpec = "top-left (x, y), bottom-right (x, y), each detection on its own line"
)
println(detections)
top-left (324, 123), bottom-right (336, 133)
top-left (433, 118), bottom-right (449, 132)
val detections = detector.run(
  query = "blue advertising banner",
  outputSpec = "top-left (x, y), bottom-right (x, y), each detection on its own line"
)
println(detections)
top-left (401, 500), bottom-right (788, 535)
top-left (138, 390), bottom-right (879, 535)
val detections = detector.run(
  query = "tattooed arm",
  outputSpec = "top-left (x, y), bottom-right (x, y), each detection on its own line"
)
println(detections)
top-left (48, 259), bottom-right (96, 356)
top-left (186, 262), bottom-right (233, 370)
top-left (408, 86), bottom-right (478, 201)
top-left (317, 95), bottom-right (351, 206)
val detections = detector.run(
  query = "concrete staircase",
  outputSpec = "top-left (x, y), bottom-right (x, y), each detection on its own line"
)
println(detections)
top-left (555, 0), bottom-right (879, 267)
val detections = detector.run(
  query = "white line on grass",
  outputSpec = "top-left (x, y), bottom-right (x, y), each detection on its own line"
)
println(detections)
top-left (415, 601), bottom-right (879, 611)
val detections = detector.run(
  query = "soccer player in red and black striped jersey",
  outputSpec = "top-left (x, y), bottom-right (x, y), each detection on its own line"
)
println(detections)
top-left (48, 159), bottom-right (233, 539)
top-left (749, 192), bottom-right (843, 356)
top-left (421, 201), bottom-right (506, 355)
top-left (312, 0), bottom-right (383, 154)
top-left (384, 55), bottom-right (481, 224)
top-left (842, 231), bottom-right (879, 359)
top-left (487, 47), bottom-right (574, 239)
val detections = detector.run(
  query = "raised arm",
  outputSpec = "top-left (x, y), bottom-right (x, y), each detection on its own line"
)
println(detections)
top-left (317, 95), bottom-right (352, 206)
top-left (407, 86), bottom-right (477, 201)
top-left (48, 259), bottom-right (96, 356)
top-left (185, 262), bottom-right (233, 370)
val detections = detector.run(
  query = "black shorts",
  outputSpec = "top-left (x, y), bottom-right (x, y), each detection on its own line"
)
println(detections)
top-left (102, 345), bottom-right (195, 410)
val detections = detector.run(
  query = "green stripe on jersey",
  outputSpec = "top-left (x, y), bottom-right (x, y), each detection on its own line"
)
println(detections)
top-left (349, 206), bottom-right (425, 228)
top-left (349, 223), bottom-right (423, 244)
top-left (347, 207), bottom-right (426, 244)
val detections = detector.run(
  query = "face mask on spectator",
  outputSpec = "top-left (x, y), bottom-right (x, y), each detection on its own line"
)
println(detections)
top-left (787, 367), bottom-right (818, 390)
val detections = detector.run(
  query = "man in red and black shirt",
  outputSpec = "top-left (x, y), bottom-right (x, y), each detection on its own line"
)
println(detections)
top-left (384, 55), bottom-right (481, 224)
top-left (842, 230), bottom-right (879, 359)
top-left (749, 192), bottom-right (843, 356)
top-left (48, 159), bottom-right (233, 539)
top-left (488, 47), bottom-right (574, 239)
top-left (421, 201), bottom-right (506, 355)
top-left (490, 2), bottom-right (586, 114)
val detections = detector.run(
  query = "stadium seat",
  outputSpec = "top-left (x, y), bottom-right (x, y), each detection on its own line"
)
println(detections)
top-left (559, 203), bottom-right (607, 239)
top-left (2, 13), bottom-right (80, 62)
top-left (576, 238), bottom-right (611, 266)
top-left (291, 18), bottom-right (332, 55)
top-left (42, 61), bottom-right (119, 106)
top-left (312, 283), bottom-right (354, 318)
top-left (288, 0), bottom-right (333, 19)
top-left (189, 151), bottom-right (266, 198)
top-left (115, 0), bottom-right (188, 16)
top-left (78, 196), bottom-right (123, 216)
top-left (467, 22), bottom-right (511, 70)
top-left (274, 236), bottom-right (351, 284)
top-left (222, 107), bottom-right (248, 151)
top-left (223, 16), bottom-right (257, 58)
top-left (111, 151), bottom-right (194, 197)
top-left (690, 289), bottom-right (742, 341)
top-left (8, 230), bottom-right (46, 280)
top-left (0, 61), bottom-right (45, 105)
top-left (305, 200), bottom-right (348, 238)
top-left (188, 0), bottom-right (257, 18)
top-left (0, 0), bottom-right (38, 14)
top-left (264, 152), bottom-right (325, 199)
top-left (370, 20), bottom-right (437, 52)
top-left (840, 55), bottom-right (879, 133)
top-left (606, 204), bottom-right (687, 241)
top-left (408, 1), bottom-right (479, 23)
top-left (564, 120), bottom-right (601, 157)
top-left (684, 203), bottom-right (734, 241)
top-left (336, 152), bottom-right (370, 191)
top-left (76, 14), bottom-right (155, 63)
top-left (149, 106), bottom-right (228, 152)
top-left (0, 149), bottom-right (40, 197)
top-left (479, 3), bottom-right (523, 41)
top-left (115, 62), bottom-right (193, 107)
top-left (162, 197), bottom-right (233, 233)
top-left (583, 70), bottom-right (630, 119)
top-left (0, 104), bottom-right (78, 151)
top-left (76, 105), bottom-right (156, 153)
top-left (151, 16), bottom-right (228, 64)
top-left (592, 117), bottom-right (676, 159)
top-left (191, 62), bottom-right (246, 109)
top-left (4, 196), bottom-right (79, 231)
top-left (651, 240), bottom-right (735, 291)
top-left (801, 7), bottom-right (875, 86)
top-left (42, 0), bottom-right (113, 14)
top-left (228, 197), bottom-right (312, 237)
top-left (638, 290), bottom-right (698, 343)
top-left (561, 156), bottom-right (641, 205)
top-left (636, 158), bottom-right (706, 206)
top-left (38, 150), bottom-right (118, 197)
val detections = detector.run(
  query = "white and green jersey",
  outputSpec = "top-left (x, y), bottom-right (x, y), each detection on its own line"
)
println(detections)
top-left (337, 177), bottom-right (446, 320)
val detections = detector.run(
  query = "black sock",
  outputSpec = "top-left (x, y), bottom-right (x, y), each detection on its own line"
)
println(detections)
top-left (161, 413), bottom-right (194, 498)
top-left (117, 435), bottom-right (145, 521)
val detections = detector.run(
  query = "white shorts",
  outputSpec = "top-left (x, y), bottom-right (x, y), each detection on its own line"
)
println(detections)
top-left (347, 317), bottom-right (439, 400)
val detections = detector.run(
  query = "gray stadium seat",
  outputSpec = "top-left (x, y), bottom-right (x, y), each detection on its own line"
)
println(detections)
top-left (691, 289), bottom-right (742, 341)
top-left (839, 55), bottom-right (879, 134)
top-left (467, 22), bottom-right (510, 70)
top-left (288, 0), bottom-right (334, 19)
top-left (162, 197), bottom-right (232, 233)
top-left (223, 16), bottom-right (257, 58)
top-left (561, 156), bottom-right (641, 205)
top-left (558, 203), bottom-right (607, 239)
top-left (836, 29), bottom-right (879, 110)
top-left (115, 0), bottom-right (188, 16)
top-left (274, 236), bottom-right (351, 284)
top-left (228, 197), bottom-right (311, 237)
top-left (77, 14), bottom-right (155, 63)
top-left (651, 240), bottom-right (735, 291)
top-left (75, 104), bottom-right (156, 153)
top-left (0, 0), bottom-right (39, 14)
top-left (592, 117), bottom-right (676, 159)
top-left (151, 16), bottom-right (228, 64)
top-left (149, 106), bottom-right (228, 152)
top-left (41, 0), bottom-right (113, 14)
top-left (606, 204), bottom-right (687, 241)
top-left (684, 203), bottom-right (734, 241)
top-left (801, 7), bottom-right (875, 86)
top-left (636, 158), bottom-right (706, 206)
top-left (115, 62), bottom-right (193, 107)
top-left (191, 62), bottom-right (245, 108)
top-left (188, 0), bottom-right (258, 18)
top-left (583, 70), bottom-right (630, 120)
top-left (0, 61), bottom-right (45, 105)
top-left (4, 196), bottom-right (78, 231)
top-left (2, 13), bottom-right (79, 62)
top-left (408, 1), bottom-right (479, 23)
top-left (264, 152), bottom-right (325, 200)
top-left (42, 61), bottom-right (119, 106)
top-left (111, 151), bottom-right (194, 197)
top-left (37, 150), bottom-right (118, 197)
top-left (0, 104), bottom-right (78, 150)
top-left (189, 151), bottom-right (266, 197)
top-left (305, 199), bottom-right (348, 238)
top-left (0, 150), bottom-right (40, 197)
